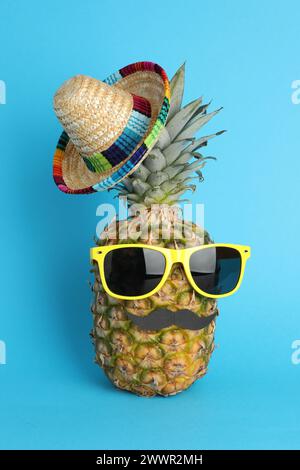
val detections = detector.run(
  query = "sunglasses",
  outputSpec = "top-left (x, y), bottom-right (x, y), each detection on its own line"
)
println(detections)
top-left (90, 244), bottom-right (251, 300)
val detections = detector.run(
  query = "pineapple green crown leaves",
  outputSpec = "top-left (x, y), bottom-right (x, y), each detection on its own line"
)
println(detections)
top-left (113, 63), bottom-right (225, 207)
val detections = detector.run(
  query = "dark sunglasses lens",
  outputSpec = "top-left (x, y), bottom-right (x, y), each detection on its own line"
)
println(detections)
top-left (104, 247), bottom-right (166, 297)
top-left (189, 246), bottom-right (242, 295)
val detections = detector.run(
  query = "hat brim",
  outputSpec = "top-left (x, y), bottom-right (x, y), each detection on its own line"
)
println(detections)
top-left (53, 62), bottom-right (170, 194)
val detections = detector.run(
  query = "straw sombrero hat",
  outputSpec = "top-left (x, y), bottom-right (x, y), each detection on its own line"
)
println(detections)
top-left (53, 61), bottom-right (170, 194)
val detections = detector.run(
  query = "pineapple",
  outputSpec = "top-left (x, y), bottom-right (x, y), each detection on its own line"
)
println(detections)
top-left (90, 64), bottom-right (224, 396)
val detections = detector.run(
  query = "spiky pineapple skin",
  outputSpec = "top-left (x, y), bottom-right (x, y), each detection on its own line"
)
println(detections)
top-left (91, 219), bottom-right (218, 397)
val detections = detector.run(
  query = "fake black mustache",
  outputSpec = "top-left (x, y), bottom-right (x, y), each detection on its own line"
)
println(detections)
top-left (126, 308), bottom-right (217, 331)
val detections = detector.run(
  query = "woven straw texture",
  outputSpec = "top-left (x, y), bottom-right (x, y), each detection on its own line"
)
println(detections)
top-left (53, 61), bottom-right (170, 194)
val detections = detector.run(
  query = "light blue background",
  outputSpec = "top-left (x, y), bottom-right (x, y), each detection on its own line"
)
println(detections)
top-left (0, 0), bottom-right (299, 450)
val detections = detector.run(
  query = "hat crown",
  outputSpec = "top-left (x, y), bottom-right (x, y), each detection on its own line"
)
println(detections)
top-left (53, 61), bottom-right (170, 194)
top-left (54, 75), bottom-right (134, 156)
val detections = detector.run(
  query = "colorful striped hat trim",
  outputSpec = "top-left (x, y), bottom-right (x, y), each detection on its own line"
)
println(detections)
top-left (53, 61), bottom-right (170, 194)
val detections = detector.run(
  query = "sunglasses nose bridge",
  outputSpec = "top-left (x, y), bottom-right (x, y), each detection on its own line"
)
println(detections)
top-left (170, 249), bottom-right (186, 265)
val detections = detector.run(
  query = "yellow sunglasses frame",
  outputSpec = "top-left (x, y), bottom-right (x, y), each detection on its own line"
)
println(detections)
top-left (90, 243), bottom-right (251, 301)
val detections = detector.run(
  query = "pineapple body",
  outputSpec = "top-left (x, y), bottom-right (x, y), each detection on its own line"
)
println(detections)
top-left (91, 215), bottom-right (217, 397)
